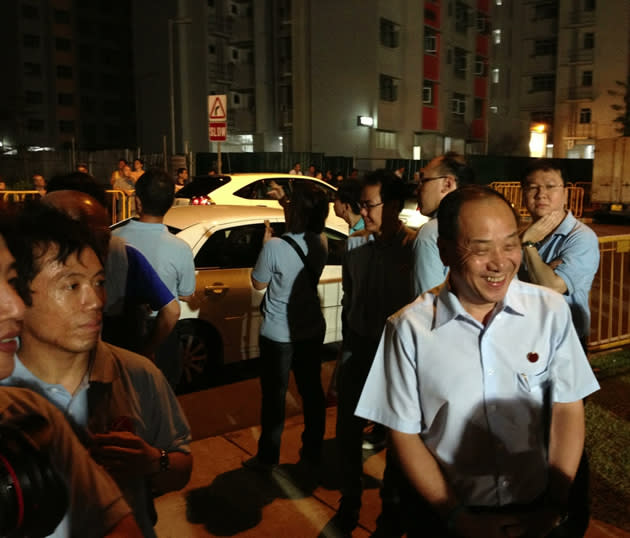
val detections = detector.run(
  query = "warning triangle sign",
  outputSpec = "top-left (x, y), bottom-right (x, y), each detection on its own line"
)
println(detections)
top-left (209, 96), bottom-right (227, 120)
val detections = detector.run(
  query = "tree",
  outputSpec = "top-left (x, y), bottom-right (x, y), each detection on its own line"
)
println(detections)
top-left (607, 79), bottom-right (630, 136)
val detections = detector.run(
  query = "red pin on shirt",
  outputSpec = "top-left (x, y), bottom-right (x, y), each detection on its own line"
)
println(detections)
top-left (527, 352), bottom-right (539, 363)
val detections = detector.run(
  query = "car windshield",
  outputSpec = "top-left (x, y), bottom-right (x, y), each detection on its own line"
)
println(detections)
top-left (174, 175), bottom-right (231, 198)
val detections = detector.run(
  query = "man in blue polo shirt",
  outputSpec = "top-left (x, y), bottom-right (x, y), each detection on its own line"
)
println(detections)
top-left (518, 159), bottom-right (599, 348)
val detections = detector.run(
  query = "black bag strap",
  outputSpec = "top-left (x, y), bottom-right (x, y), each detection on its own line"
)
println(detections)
top-left (281, 235), bottom-right (319, 288)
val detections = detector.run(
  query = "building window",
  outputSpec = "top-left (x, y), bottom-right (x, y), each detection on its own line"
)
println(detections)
top-left (475, 56), bottom-right (486, 76)
top-left (533, 2), bottom-right (558, 20)
top-left (208, 44), bottom-right (216, 55)
top-left (55, 38), bottom-right (72, 52)
top-left (455, 1), bottom-right (469, 33)
top-left (454, 48), bottom-right (467, 79)
top-left (584, 0), bottom-right (595, 10)
top-left (56, 65), bottom-right (73, 79)
top-left (475, 98), bottom-right (484, 119)
top-left (375, 130), bottom-right (397, 150)
top-left (491, 68), bottom-right (500, 83)
top-left (379, 74), bottom-right (399, 102)
top-left (23, 34), bottom-right (40, 48)
top-left (424, 28), bottom-right (437, 53)
top-left (493, 29), bottom-right (501, 44)
top-left (534, 39), bottom-right (556, 56)
top-left (531, 74), bottom-right (555, 92)
top-left (583, 32), bottom-right (594, 49)
top-left (25, 91), bottom-right (43, 105)
top-left (582, 70), bottom-right (593, 86)
top-left (424, 8), bottom-right (437, 21)
top-left (24, 62), bottom-right (41, 77)
top-left (452, 93), bottom-right (466, 116)
top-left (207, 0), bottom-right (215, 6)
top-left (531, 111), bottom-right (553, 124)
top-left (231, 48), bottom-right (239, 61)
top-left (59, 120), bottom-right (75, 133)
top-left (231, 3), bottom-right (239, 15)
top-left (58, 93), bottom-right (74, 106)
top-left (21, 5), bottom-right (39, 19)
top-left (423, 81), bottom-right (434, 105)
top-left (476, 12), bottom-right (489, 34)
top-left (54, 9), bottom-right (70, 24)
top-left (579, 108), bottom-right (591, 124)
top-left (27, 118), bottom-right (45, 132)
top-left (380, 18), bottom-right (400, 48)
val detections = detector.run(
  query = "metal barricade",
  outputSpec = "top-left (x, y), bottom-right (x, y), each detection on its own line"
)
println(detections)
top-left (0, 190), bottom-right (43, 203)
top-left (106, 190), bottom-right (135, 224)
top-left (489, 182), bottom-right (584, 218)
top-left (589, 235), bottom-right (630, 351)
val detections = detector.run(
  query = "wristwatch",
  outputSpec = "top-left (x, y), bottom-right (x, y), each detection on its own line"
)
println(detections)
top-left (522, 240), bottom-right (537, 248)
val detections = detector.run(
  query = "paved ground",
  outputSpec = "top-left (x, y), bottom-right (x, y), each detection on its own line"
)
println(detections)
top-left (155, 405), bottom-right (630, 537)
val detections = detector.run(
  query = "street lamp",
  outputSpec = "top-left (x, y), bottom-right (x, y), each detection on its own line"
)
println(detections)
top-left (168, 17), bottom-right (192, 156)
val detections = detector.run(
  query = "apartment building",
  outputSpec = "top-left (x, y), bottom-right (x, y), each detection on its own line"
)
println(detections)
top-left (0, 0), bottom-right (136, 152)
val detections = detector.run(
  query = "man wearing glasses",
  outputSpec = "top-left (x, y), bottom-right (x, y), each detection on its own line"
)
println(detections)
top-left (334, 169), bottom-right (417, 534)
top-left (413, 152), bottom-right (474, 295)
top-left (519, 159), bottom-right (599, 348)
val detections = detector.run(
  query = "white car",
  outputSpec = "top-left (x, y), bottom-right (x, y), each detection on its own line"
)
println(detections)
top-left (163, 204), bottom-right (347, 393)
top-left (173, 172), bottom-right (428, 230)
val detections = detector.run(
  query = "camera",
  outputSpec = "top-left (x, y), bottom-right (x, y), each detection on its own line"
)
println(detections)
top-left (0, 424), bottom-right (68, 537)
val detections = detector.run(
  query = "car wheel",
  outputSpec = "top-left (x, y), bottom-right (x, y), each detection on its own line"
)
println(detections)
top-left (175, 319), bottom-right (223, 394)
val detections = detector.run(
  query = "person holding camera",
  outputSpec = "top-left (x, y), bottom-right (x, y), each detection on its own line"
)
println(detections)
top-left (0, 212), bottom-right (142, 537)
top-left (2, 203), bottom-right (192, 537)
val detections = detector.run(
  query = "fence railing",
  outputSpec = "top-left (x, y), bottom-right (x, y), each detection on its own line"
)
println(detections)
top-left (1, 189), bottom-right (134, 224)
top-left (589, 234), bottom-right (630, 352)
top-left (489, 181), bottom-right (585, 218)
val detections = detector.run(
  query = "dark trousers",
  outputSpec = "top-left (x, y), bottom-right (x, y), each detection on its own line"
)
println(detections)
top-left (257, 334), bottom-right (326, 464)
top-left (399, 452), bottom-right (591, 537)
top-left (336, 336), bottom-right (379, 500)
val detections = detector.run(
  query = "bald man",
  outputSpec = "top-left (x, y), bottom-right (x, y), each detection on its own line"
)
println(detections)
top-left (44, 190), bottom-right (180, 359)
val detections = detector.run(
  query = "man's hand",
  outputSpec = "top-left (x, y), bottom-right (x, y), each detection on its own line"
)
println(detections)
top-left (90, 431), bottom-right (160, 478)
top-left (266, 180), bottom-right (286, 201)
top-left (263, 219), bottom-right (273, 244)
top-left (521, 210), bottom-right (565, 244)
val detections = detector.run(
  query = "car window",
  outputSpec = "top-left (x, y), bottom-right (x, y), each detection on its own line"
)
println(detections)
top-left (194, 222), bottom-right (286, 269)
top-left (233, 178), bottom-right (293, 201)
top-left (174, 175), bottom-right (231, 199)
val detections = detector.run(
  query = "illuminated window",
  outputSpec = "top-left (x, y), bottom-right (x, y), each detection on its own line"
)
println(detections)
top-left (493, 29), bottom-right (502, 44)
top-left (579, 108), bottom-right (591, 124)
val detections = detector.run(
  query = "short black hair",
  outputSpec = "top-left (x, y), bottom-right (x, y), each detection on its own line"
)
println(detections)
top-left (521, 159), bottom-right (566, 187)
top-left (335, 179), bottom-right (362, 215)
top-left (438, 185), bottom-right (519, 242)
top-left (177, 167), bottom-right (188, 175)
top-left (435, 152), bottom-right (475, 188)
top-left (286, 182), bottom-right (329, 234)
top-left (6, 202), bottom-right (101, 306)
top-left (46, 172), bottom-right (108, 208)
top-left (135, 168), bottom-right (175, 216)
top-left (362, 169), bottom-right (406, 213)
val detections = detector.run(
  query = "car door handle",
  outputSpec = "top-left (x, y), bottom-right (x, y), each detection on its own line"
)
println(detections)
top-left (205, 284), bottom-right (228, 296)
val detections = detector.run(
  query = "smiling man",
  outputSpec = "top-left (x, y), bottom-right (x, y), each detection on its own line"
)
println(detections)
top-left (356, 185), bottom-right (599, 537)
top-left (519, 160), bottom-right (599, 347)
top-left (3, 203), bottom-right (191, 538)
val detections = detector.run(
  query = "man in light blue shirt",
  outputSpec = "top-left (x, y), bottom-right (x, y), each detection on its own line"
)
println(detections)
top-left (113, 168), bottom-right (196, 384)
top-left (519, 159), bottom-right (599, 347)
top-left (412, 152), bottom-right (474, 296)
top-left (357, 186), bottom-right (599, 537)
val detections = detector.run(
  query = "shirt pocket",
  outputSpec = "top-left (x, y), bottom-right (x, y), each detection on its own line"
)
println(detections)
top-left (516, 366), bottom-right (550, 394)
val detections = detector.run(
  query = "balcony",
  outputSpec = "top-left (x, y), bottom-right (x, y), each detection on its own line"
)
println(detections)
top-left (567, 10), bottom-right (595, 26)
top-left (208, 63), bottom-right (234, 84)
top-left (208, 17), bottom-right (233, 36)
top-left (567, 49), bottom-right (594, 63)
top-left (559, 86), bottom-right (594, 101)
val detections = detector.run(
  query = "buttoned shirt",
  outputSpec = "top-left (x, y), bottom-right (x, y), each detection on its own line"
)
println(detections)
top-left (356, 279), bottom-right (599, 507)
top-left (519, 211), bottom-right (599, 339)
top-left (412, 218), bottom-right (448, 296)
top-left (3, 342), bottom-right (191, 537)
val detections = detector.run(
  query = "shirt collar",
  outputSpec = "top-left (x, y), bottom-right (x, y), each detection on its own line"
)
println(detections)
top-left (88, 341), bottom-right (121, 384)
top-left (434, 278), bottom-right (525, 330)
top-left (548, 210), bottom-right (575, 238)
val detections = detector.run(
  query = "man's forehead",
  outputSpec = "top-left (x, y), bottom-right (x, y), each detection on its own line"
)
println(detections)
top-left (526, 169), bottom-right (563, 183)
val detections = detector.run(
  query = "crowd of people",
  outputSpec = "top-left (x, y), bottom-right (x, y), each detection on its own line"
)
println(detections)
top-left (0, 152), bottom-right (602, 537)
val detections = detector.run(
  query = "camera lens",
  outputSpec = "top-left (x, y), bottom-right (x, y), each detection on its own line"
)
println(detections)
top-left (0, 425), bottom-right (68, 537)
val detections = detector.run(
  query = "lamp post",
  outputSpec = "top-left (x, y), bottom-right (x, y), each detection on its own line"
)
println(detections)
top-left (168, 17), bottom-right (192, 156)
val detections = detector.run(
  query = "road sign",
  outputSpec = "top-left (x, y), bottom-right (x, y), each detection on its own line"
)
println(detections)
top-left (209, 121), bottom-right (227, 141)
top-left (208, 95), bottom-right (227, 120)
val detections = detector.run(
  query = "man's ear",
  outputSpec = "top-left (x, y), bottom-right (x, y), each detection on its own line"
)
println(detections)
top-left (442, 174), bottom-right (456, 194)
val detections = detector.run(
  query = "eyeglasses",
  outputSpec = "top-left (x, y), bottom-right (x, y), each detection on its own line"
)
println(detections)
top-left (523, 184), bottom-right (564, 195)
top-left (359, 200), bottom-right (384, 210)
top-left (417, 173), bottom-right (448, 186)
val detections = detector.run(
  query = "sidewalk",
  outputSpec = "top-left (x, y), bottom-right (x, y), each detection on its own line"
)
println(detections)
top-left (155, 406), bottom-right (630, 538)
